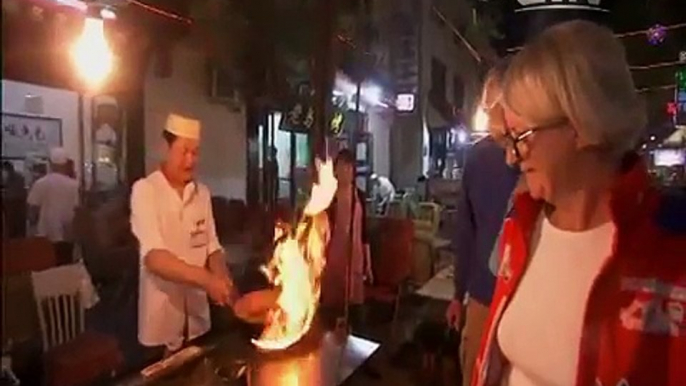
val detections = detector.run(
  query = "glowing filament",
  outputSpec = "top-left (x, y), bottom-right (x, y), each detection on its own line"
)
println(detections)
top-left (71, 17), bottom-right (114, 88)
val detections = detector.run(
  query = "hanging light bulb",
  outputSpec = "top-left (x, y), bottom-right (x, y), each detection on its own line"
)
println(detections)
top-left (71, 15), bottom-right (114, 89)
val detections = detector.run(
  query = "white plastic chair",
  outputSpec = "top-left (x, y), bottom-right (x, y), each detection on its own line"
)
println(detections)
top-left (31, 264), bottom-right (87, 351)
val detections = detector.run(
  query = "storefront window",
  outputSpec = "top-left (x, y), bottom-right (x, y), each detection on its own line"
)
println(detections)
top-left (256, 111), bottom-right (311, 209)
top-left (90, 94), bottom-right (126, 199)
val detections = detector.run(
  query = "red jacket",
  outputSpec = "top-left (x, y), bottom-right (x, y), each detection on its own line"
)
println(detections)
top-left (473, 156), bottom-right (686, 386)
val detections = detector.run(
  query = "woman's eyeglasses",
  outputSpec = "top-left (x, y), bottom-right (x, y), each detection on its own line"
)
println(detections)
top-left (499, 119), bottom-right (568, 162)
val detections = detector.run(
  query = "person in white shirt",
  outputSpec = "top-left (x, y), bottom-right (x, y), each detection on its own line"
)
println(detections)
top-left (370, 174), bottom-right (395, 214)
top-left (27, 147), bottom-right (79, 264)
top-left (130, 113), bottom-right (235, 355)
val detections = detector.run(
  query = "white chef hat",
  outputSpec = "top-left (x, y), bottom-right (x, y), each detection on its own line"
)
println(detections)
top-left (165, 113), bottom-right (201, 140)
top-left (49, 147), bottom-right (69, 165)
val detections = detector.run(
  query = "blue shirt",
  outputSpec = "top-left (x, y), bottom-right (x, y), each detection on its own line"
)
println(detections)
top-left (453, 137), bottom-right (519, 305)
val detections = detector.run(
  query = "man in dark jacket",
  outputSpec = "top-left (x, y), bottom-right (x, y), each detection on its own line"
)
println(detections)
top-left (446, 62), bottom-right (519, 386)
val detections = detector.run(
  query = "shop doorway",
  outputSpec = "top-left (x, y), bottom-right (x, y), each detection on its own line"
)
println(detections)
top-left (258, 111), bottom-right (310, 211)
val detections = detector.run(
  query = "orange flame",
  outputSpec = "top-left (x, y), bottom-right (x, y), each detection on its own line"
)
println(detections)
top-left (252, 159), bottom-right (337, 351)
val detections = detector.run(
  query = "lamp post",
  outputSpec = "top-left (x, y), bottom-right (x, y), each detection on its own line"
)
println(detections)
top-left (70, 9), bottom-right (114, 198)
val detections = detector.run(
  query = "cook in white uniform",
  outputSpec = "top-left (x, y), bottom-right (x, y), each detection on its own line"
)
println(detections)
top-left (27, 147), bottom-right (79, 264)
top-left (130, 113), bottom-right (235, 353)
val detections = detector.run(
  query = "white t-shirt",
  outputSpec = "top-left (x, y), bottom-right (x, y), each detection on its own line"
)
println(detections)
top-left (374, 176), bottom-right (395, 204)
top-left (27, 172), bottom-right (79, 242)
top-left (130, 170), bottom-right (222, 350)
top-left (497, 216), bottom-right (615, 386)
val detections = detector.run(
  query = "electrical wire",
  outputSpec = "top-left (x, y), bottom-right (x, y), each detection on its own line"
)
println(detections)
top-left (630, 61), bottom-right (684, 71)
top-left (504, 22), bottom-right (686, 73)
top-left (616, 22), bottom-right (686, 38)
top-left (636, 84), bottom-right (676, 93)
top-left (38, 0), bottom-right (192, 24)
top-left (507, 21), bottom-right (686, 53)
top-left (431, 6), bottom-right (483, 64)
top-left (126, 0), bottom-right (192, 25)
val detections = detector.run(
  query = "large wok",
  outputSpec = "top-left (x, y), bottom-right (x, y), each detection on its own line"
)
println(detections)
top-left (231, 288), bottom-right (280, 325)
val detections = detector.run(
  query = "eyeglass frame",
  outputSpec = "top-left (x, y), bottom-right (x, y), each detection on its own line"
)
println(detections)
top-left (500, 118), bottom-right (569, 162)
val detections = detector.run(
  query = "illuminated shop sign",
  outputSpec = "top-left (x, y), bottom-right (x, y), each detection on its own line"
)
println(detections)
top-left (396, 93), bottom-right (415, 112)
top-left (515, 0), bottom-right (609, 13)
top-left (676, 68), bottom-right (686, 127)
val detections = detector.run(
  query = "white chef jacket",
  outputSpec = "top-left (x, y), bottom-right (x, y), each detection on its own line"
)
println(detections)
top-left (130, 170), bottom-right (222, 350)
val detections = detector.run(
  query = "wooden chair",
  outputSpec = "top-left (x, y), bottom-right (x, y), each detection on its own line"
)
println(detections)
top-left (366, 218), bottom-right (414, 340)
top-left (31, 265), bottom-right (123, 386)
top-left (414, 202), bottom-right (442, 234)
top-left (3, 237), bottom-right (57, 276)
top-left (413, 202), bottom-right (450, 280)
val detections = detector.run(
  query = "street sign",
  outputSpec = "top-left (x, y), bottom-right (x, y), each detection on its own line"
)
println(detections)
top-left (396, 93), bottom-right (415, 112)
top-left (676, 67), bottom-right (686, 126)
top-left (281, 102), bottom-right (314, 133)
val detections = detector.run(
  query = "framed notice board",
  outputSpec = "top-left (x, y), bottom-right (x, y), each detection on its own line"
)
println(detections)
top-left (1, 112), bottom-right (63, 159)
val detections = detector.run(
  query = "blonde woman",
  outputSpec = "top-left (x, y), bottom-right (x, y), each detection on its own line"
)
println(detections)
top-left (473, 21), bottom-right (686, 386)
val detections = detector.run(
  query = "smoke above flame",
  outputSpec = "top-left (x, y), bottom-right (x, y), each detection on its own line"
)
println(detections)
top-left (252, 159), bottom-right (337, 351)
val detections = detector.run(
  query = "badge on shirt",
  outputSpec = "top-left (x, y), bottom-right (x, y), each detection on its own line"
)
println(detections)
top-left (190, 218), bottom-right (208, 248)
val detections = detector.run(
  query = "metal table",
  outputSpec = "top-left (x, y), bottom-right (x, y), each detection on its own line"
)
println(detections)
top-left (113, 322), bottom-right (380, 386)
top-left (415, 266), bottom-right (454, 302)
top-left (249, 332), bottom-right (379, 386)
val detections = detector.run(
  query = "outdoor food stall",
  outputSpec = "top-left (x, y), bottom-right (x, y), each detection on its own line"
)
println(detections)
top-left (113, 159), bottom-right (379, 386)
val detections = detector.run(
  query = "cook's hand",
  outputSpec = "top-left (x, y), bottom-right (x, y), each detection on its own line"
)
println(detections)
top-left (445, 299), bottom-right (463, 330)
top-left (204, 274), bottom-right (232, 306)
top-left (223, 276), bottom-right (239, 307)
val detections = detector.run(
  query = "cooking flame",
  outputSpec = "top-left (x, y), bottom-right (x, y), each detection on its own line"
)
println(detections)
top-left (252, 159), bottom-right (337, 351)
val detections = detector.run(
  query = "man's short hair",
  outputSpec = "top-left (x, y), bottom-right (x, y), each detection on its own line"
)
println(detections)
top-left (334, 149), bottom-right (355, 167)
top-left (162, 130), bottom-right (178, 146)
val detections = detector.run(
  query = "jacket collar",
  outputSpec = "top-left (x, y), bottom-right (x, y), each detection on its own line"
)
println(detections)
top-left (512, 153), bottom-right (656, 236)
top-left (152, 170), bottom-right (199, 204)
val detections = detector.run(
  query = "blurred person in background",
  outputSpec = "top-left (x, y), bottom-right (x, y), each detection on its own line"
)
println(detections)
top-left (66, 158), bottom-right (76, 179)
top-left (265, 146), bottom-right (279, 209)
top-left (2, 161), bottom-right (27, 238)
top-left (370, 173), bottom-right (395, 214)
top-left (445, 59), bottom-right (520, 386)
top-left (474, 20), bottom-right (686, 386)
top-left (27, 147), bottom-right (79, 264)
top-left (322, 149), bottom-right (373, 329)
